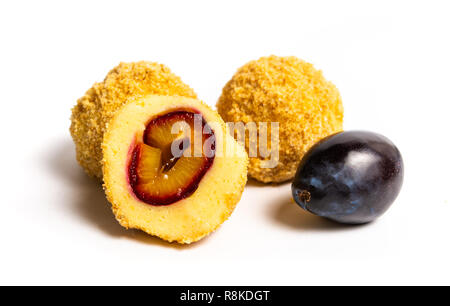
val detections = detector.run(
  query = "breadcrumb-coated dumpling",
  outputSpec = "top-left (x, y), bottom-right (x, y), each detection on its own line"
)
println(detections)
top-left (217, 55), bottom-right (344, 183)
top-left (70, 61), bottom-right (197, 178)
top-left (102, 95), bottom-right (248, 244)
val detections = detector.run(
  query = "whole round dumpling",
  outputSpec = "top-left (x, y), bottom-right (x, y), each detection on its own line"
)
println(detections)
top-left (70, 61), bottom-right (197, 178)
top-left (217, 55), bottom-right (344, 183)
top-left (102, 95), bottom-right (248, 244)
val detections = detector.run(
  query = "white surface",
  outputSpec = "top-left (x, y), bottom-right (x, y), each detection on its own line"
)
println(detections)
top-left (1, 0), bottom-right (449, 285)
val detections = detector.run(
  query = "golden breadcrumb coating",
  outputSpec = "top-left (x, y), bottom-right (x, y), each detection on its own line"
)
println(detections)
top-left (70, 61), bottom-right (197, 178)
top-left (102, 95), bottom-right (248, 244)
top-left (217, 55), bottom-right (344, 183)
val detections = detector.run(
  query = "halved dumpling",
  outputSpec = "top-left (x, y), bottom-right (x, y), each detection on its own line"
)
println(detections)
top-left (102, 95), bottom-right (248, 244)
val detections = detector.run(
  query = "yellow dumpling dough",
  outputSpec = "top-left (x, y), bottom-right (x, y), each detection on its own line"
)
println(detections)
top-left (70, 61), bottom-right (197, 178)
top-left (103, 95), bottom-right (248, 244)
top-left (217, 56), bottom-right (344, 183)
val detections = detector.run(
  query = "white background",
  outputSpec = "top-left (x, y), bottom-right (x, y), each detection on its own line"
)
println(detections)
top-left (1, 0), bottom-right (449, 285)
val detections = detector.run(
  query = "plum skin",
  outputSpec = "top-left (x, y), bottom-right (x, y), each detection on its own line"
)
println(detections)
top-left (292, 131), bottom-right (404, 224)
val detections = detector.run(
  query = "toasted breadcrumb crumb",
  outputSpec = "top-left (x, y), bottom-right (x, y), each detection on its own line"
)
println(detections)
top-left (70, 61), bottom-right (197, 178)
top-left (217, 55), bottom-right (344, 183)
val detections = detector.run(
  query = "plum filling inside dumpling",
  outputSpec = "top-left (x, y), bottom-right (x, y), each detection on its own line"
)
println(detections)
top-left (128, 111), bottom-right (215, 205)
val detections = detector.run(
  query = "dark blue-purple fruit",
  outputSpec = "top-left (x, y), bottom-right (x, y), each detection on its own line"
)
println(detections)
top-left (292, 131), bottom-right (403, 224)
